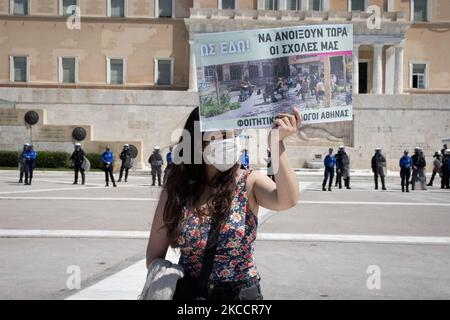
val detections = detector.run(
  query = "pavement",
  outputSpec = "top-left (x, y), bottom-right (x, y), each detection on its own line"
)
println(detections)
top-left (0, 169), bottom-right (449, 300)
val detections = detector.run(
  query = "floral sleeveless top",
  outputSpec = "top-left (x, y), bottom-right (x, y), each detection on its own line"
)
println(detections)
top-left (175, 170), bottom-right (258, 283)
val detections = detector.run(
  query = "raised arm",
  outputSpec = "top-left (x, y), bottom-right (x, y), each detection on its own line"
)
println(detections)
top-left (248, 108), bottom-right (301, 212)
top-left (145, 188), bottom-right (170, 269)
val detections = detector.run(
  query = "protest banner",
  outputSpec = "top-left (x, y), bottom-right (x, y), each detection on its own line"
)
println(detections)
top-left (193, 24), bottom-right (353, 131)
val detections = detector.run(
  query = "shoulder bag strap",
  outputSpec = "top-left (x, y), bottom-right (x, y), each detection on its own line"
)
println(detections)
top-left (197, 218), bottom-right (220, 297)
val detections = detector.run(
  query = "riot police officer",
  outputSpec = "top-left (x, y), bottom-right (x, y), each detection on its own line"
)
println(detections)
top-left (24, 144), bottom-right (37, 185)
top-left (322, 148), bottom-right (336, 191)
top-left (118, 144), bottom-right (132, 183)
top-left (442, 149), bottom-right (450, 189)
top-left (336, 146), bottom-right (351, 189)
top-left (18, 143), bottom-right (29, 183)
top-left (149, 146), bottom-right (163, 187)
top-left (399, 149), bottom-right (412, 192)
top-left (70, 143), bottom-right (86, 185)
top-left (427, 151), bottom-right (442, 187)
top-left (101, 146), bottom-right (117, 187)
top-left (411, 147), bottom-right (427, 191)
top-left (371, 148), bottom-right (387, 190)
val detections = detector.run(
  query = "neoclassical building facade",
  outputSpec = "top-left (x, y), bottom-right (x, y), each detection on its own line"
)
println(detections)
top-left (0, 0), bottom-right (449, 169)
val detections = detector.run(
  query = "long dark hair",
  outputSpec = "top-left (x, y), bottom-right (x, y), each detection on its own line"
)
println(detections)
top-left (163, 107), bottom-right (240, 247)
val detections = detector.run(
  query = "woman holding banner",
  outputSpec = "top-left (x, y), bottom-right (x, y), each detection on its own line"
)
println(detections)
top-left (145, 107), bottom-right (301, 300)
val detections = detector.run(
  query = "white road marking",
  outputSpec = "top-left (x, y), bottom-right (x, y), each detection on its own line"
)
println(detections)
top-left (0, 229), bottom-right (149, 239)
top-left (0, 186), bottom-right (108, 195)
top-left (63, 230), bottom-right (450, 300)
top-left (66, 249), bottom-right (180, 300)
top-left (257, 233), bottom-right (450, 245)
top-left (298, 200), bottom-right (450, 207)
top-left (0, 196), bottom-right (159, 201)
top-left (2, 229), bottom-right (450, 245)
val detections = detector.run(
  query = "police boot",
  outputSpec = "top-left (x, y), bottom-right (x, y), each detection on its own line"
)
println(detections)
top-left (374, 177), bottom-right (378, 190)
top-left (322, 185), bottom-right (326, 191)
top-left (346, 178), bottom-right (351, 189)
top-left (381, 177), bottom-right (386, 190)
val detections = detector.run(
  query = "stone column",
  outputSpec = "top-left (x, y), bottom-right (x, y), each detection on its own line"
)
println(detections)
top-left (387, 0), bottom-right (395, 12)
top-left (279, 0), bottom-right (287, 10)
top-left (257, 0), bottom-right (265, 10)
top-left (394, 45), bottom-right (404, 94)
top-left (188, 40), bottom-right (198, 92)
top-left (301, 0), bottom-right (308, 10)
top-left (353, 44), bottom-right (360, 94)
top-left (373, 44), bottom-right (383, 95)
top-left (385, 46), bottom-right (396, 94)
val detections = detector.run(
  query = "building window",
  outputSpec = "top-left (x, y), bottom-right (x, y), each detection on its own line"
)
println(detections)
top-left (204, 66), bottom-right (217, 81)
top-left (156, 59), bottom-right (173, 85)
top-left (60, 0), bottom-right (77, 16)
top-left (309, 0), bottom-right (323, 11)
top-left (287, 0), bottom-right (300, 11)
top-left (249, 65), bottom-right (259, 80)
top-left (263, 65), bottom-right (271, 77)
top-left (10, 56), bottom-right (28, 82)
top-left (108, 0), bottom-right (125, 17)
top-left (158, 0), bottom-right (173, 18)
top-left (230, 65), bottom-right (242, 80)
top-left (11, 0), bottom-right (29, 15)
top-left (108, 58), bottom-right (124, 84)
top-left (413, 0), bottom-right (428, 22)
top-left (265, 0), bottom-right (279, 11)
top-left (351, 0), bottom-right (366, 11)
top-left (59, 58), bottom-right (77, 83)
top-left (220, 0), bottom-right (235, 10)
top-left (204, 66), bottom-right (223, 82)
top-left (411, 63), bottom-right (427, 89)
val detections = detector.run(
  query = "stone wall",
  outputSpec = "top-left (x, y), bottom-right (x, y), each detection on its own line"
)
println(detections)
top-left (1, 88), bottom-right (449, 172)
top-left (0, 88), bottom-right (199, 168)
top-left (285, 94), bottom-right (450, 172)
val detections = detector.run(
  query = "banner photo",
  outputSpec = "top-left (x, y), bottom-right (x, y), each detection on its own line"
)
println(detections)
top-left (193, 24), bottom-right (354, 131)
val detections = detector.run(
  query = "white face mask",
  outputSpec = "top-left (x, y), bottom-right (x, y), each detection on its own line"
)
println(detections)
top-left (204, 137), bottom-right (241, 172)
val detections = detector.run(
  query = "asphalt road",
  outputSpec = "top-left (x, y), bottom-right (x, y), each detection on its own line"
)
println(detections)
top-left (0, 170), bottom-right (449, 300)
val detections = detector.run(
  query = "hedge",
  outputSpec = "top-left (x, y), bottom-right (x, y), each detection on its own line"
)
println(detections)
top-left (37, 151), bottom-right (70, 168)
top-left (0, 151), bottom-right (18, 167)
top-left (85, 153), bottom-right (103, 170)
top-left (0, 150), bottom-right (102, 169)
